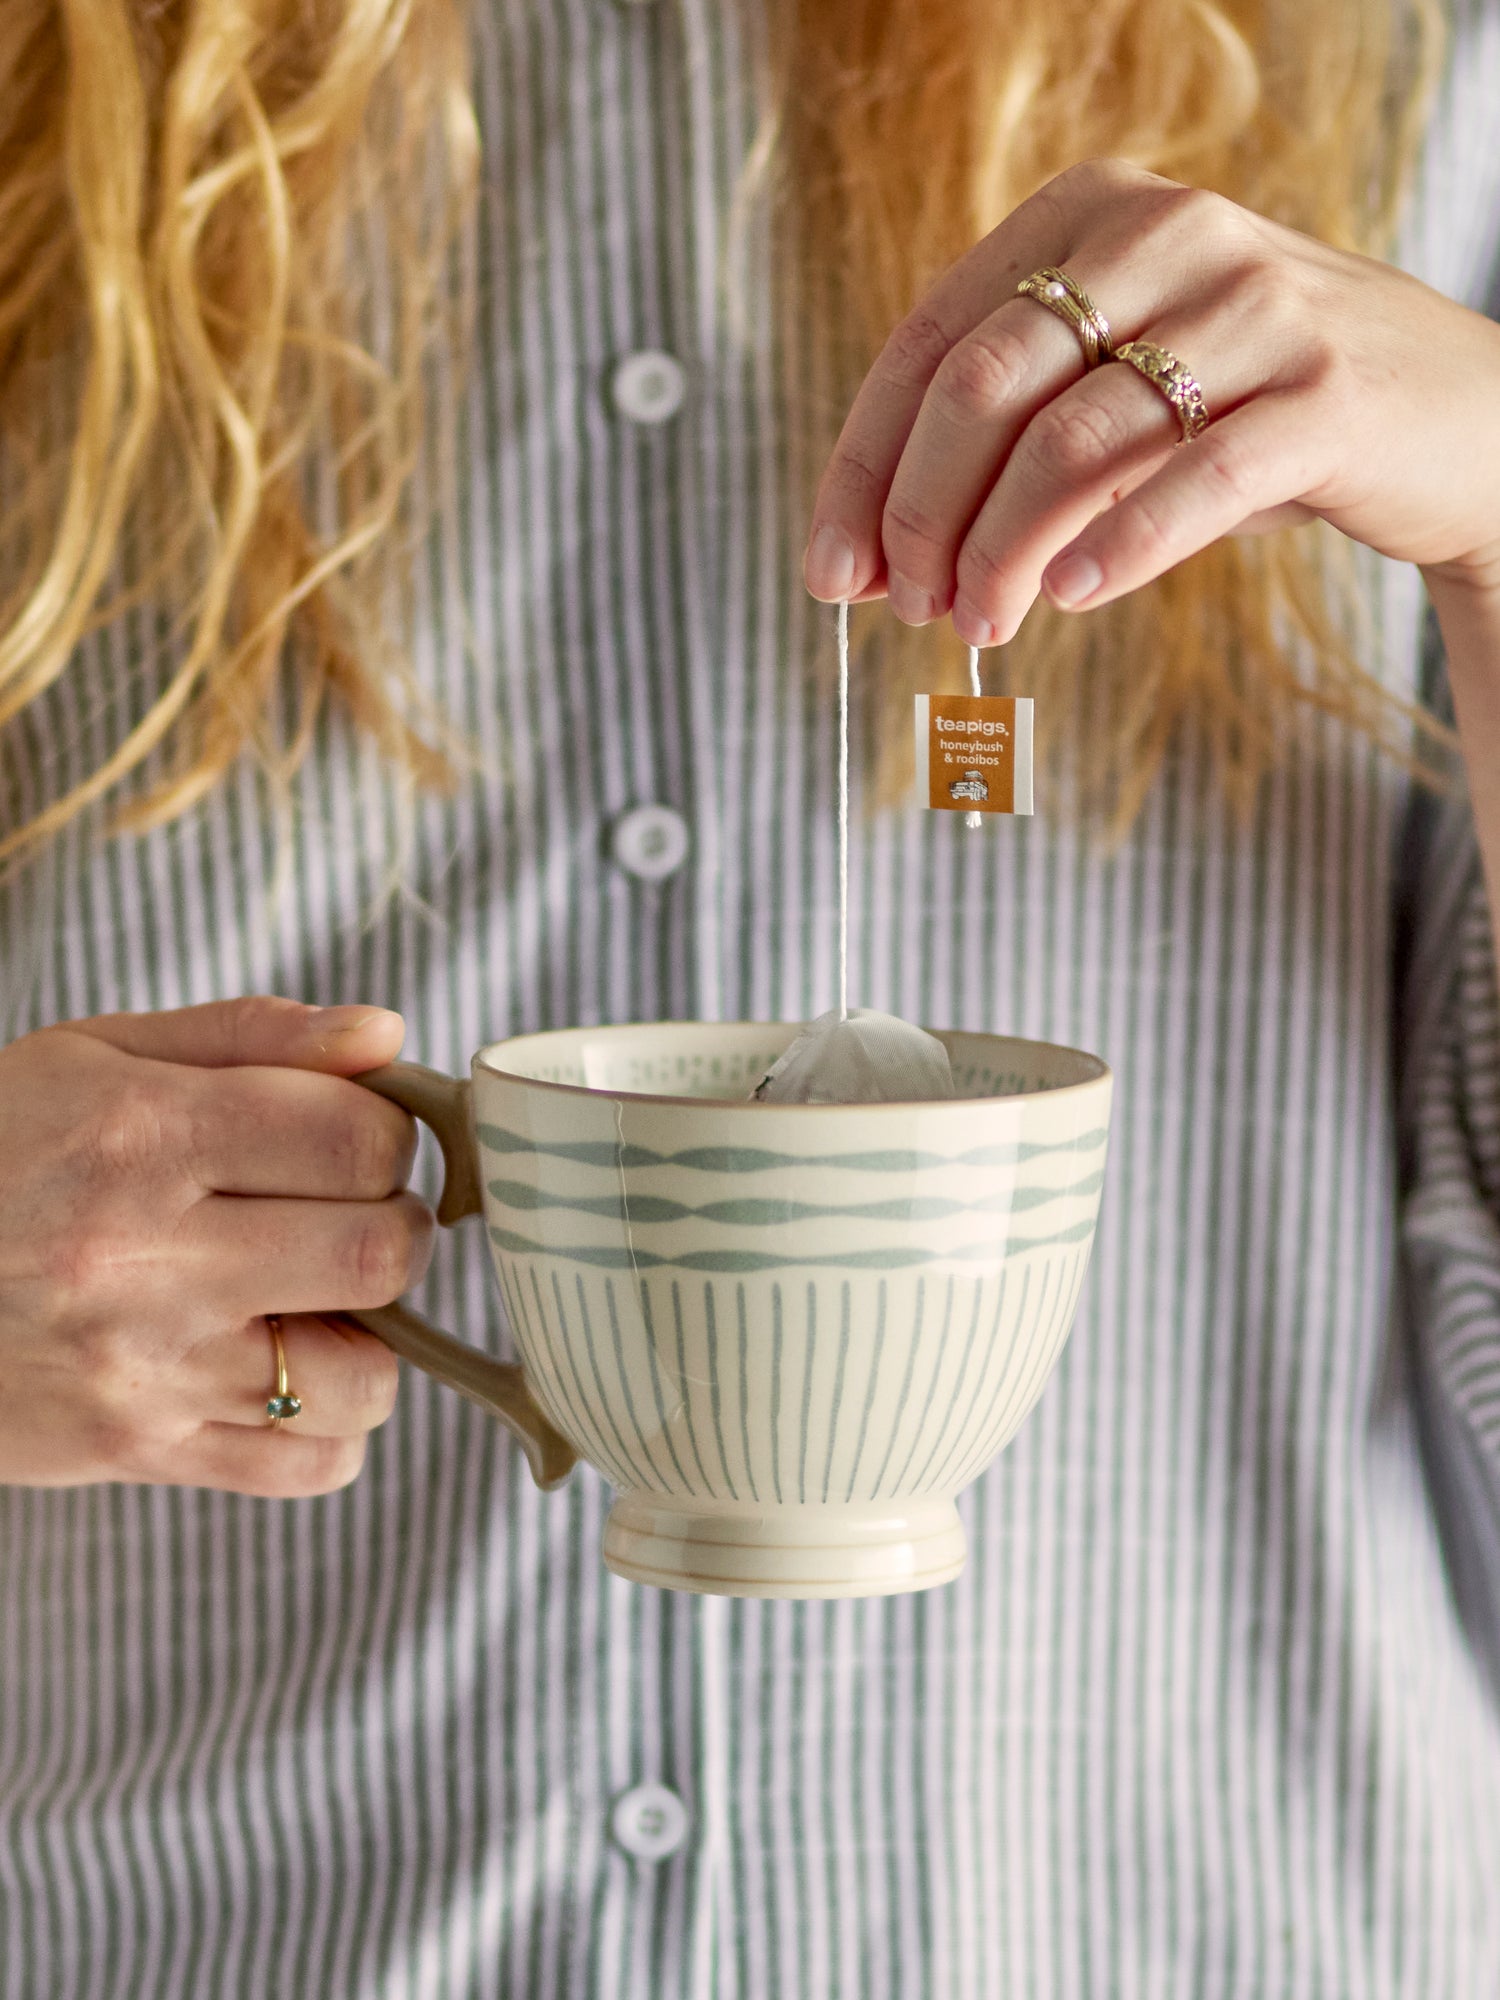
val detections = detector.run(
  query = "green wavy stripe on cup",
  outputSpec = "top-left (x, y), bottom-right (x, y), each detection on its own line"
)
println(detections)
top-left (485, 1168), bottom-right (1106, 1226)
top-left (487, 1216), bottom-right (1097, 1271)
top-left (476, 1123), bottom-right (1108, 1175)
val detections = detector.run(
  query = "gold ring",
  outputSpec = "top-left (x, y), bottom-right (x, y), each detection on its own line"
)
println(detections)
top-left (1016, 267), bottom-right (1113, 370)
top-left (265, 1315), bottom-right (303, 1428)
top-left (1111, 340), bottom-right (1210, 441)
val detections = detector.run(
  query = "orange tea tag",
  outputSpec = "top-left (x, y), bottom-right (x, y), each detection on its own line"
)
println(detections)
top-left (914, 694), bottom-right (1034, 815)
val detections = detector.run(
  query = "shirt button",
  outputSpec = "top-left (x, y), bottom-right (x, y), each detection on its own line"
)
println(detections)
top-left (609, 803), bottom-right (690, 883)
top-left (609, 349), bottom-right (687, 425)
top-left (610, 1783), bottom-right (690, 1860)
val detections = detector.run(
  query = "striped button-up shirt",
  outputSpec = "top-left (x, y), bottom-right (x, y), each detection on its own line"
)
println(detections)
top-left (5, 2), bottom-right (1500, 1995)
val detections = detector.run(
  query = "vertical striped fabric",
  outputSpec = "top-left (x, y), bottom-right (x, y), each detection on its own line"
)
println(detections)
top-left (5, 1), bottom-right (1500, 1994)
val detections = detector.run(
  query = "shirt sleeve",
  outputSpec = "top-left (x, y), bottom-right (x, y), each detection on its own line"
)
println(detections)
top-left (1397, 645), bottom-right (1500, 1671)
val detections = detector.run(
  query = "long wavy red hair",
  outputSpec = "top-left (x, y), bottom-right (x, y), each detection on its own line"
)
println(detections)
top-left (0, 0), bottom-right (1447, 862)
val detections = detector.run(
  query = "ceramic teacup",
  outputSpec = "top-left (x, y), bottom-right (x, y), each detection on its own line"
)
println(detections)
top-left (346, 1022), bottom-right (1111, 1599)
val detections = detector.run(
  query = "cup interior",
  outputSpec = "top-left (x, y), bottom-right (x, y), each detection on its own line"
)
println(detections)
top-left (477, 1021), bottom-right (1106, 1106)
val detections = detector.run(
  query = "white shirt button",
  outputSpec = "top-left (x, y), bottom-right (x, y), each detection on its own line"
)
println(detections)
top-left (610, 1783), bottom-right (690, 1860)
top-left (609, 803), bottom-right (690, 883)
top-left (609, 349), bottom-right (687, 425)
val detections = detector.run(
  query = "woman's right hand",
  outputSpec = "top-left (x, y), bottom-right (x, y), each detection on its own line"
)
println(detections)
top-left (0, 997), bottom-right (434, 1495)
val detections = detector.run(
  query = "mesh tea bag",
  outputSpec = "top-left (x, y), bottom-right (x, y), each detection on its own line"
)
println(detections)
top-left (751, 1008), bottom-right (955, 1105)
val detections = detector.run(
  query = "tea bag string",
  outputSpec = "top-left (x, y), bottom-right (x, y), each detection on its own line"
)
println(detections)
top-left (965, 644), bottom-right (984, 829)
top-left (836, 613), bottom-right (986, 1019)
top-left (837, 599), bottom-right (850, 1021)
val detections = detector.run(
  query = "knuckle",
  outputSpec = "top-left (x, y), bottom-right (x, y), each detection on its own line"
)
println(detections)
top-left (1037, 156), bottom-right (1158, 227)
top-left (263, 1436), bottom-right (367, 1500)
top-left (877, 306), bottom-right (954, 392)
top-left (80, 1079), bottom-right (184, 1182)
top-left (1295, 340), bottom-right (1348, 406)
top-left (954, 534), bottom-right (1009, 606)
top-left (1024, 394), bottom-right (1133, 483)
top-left (340, 1104), bottom-right (412, 1200)
top-left (1198, 429), bottom-right (1261, 508)
top-left (341, 1330), bottom-right (400, 1426)
top-left (345, 1199), bottom-right (427, 1306)
top-left (84, 1410), bottom-right (159, 1480)
top-left (1217, 253), bottom-right (1286, 329)
top-left (219, 995), bottom-right (309, 1067)
top-left (41, 1224), bottom-right (136, 1310)
top-left (881, 493), bottom-right (948, 569)
top-left (302, 1435), bottom-right (368, 1494)
top-left (1121, 493), bottom-right (1179, 565)
top-left (823, 441), bottom-right (886, 513)
top-left (1066, 154), bottom-right (1140, 190)
top-left (931, 328), bottom-right (1031, 424)
top-left (1159, 182), bottom-right (1233, 237)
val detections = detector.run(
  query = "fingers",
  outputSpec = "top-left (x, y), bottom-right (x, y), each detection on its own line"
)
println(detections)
top-left (802, 161), bottom-right (1338, 629)
top-left (204, 1313), bottom-right (400, 1438)
top-left (181, 1189), bottom-right (435, 1321)
top-left (178, 1065), bottom-right (418, 1199)
top-left (874, 302), bottom-right (1091, 625)
top-left (804, 161), bottom-right (1212, 605)
top-left (944, 326), bottom-right (1218, 644)
top-left (803, 174), bottom-right (1106, 603)
top-left (884, 304), bottom-right (1300, 646)
top-left (147, 1424), bottom-right (372, 1500)
top-left (69, 995), bottom-right (406, 1078)
top-left (1039, 397), bottom-right (1324, 614)
top-left (874, 265), bottom-right (1214, 626)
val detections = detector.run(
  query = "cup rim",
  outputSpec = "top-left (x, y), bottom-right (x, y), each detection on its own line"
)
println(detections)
top-left (472, 1019), bottom-right (1111, 1111)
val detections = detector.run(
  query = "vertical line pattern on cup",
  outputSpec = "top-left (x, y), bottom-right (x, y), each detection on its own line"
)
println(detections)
top-left (821, 1286), bottom-right (854, 1505)
top-left (636, 1278), bottom-right (693, 1491)
top-left (946, 1264), bottom-right (1033, 1495)
top-left (844, 1281), bottom-right (890, 1503)
top-left (924, 1276), bottom-right (1013, 1499)
top-left (735, 1284), bottom-right (761, 1504)
top-left (769, 1283), bottom-right (786, 1505)
top-left (521, 1259), bottom-right (598, 1457)
top-left (500, 1236), bottom-right (1098, 1520)
top-left (798, 1283), bottom-right (817, 1506)
top-left (890, 1277), bottom-right (958, 1493)
top-left (574, 1269), bottom-right (655, 1490)
top-left (869, 1280), bottom-right (928, 1495)
top-left (604, 1276), bottom-right (673, 1495)
top-left (911, 1285), bottom-right (990, 1495)
top-left (509, 1259), bottom-right (595, 1465)
top-left (556, 1269), bottom-right (637, 1490)
top-left (703, 1285), bottom-right (740, 1501)
top-left (669, 1279), bottom-right (715, 1495)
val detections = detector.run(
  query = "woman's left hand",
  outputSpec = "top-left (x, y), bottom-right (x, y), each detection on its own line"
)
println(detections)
top-left (803, 157), bottom-right (1500, 641)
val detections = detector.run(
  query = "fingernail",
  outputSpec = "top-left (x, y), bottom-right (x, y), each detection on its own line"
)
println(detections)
top-left (952, 596), bottom-right (997, 647)
top-left (886, 572), bottom-right (936, 626)
top-left (805, 524), bottom-right (856, 601)
top-left (1044, 550), bottom-right (1103, 608)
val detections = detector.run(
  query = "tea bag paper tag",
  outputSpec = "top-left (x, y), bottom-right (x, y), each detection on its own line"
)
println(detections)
top-left (752, 1008), bottom-right (956, 1105)
top-left (915, 694), bottom-right (1033, 815)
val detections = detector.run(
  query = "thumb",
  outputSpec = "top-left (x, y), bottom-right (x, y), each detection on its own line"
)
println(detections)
top-left (66, 996), bottom-right (406, 1076)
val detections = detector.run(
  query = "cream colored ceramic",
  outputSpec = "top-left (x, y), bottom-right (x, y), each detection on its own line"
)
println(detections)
top-left (345, 1022), bottom-right (1111, 1600)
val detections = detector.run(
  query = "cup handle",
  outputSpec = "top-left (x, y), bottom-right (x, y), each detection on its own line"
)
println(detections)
top-left (339, 1061), bottom-right (578, 1491)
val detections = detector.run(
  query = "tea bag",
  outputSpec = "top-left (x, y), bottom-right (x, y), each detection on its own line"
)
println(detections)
top-left (752, 1007), bottom-right (955, 1104)
top-left (751, 605), bottom-right (1007, 1108)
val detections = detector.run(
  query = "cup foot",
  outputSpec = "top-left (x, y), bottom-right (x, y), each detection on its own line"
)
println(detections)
top-left (602, 1493), bottom-right (967, 1599)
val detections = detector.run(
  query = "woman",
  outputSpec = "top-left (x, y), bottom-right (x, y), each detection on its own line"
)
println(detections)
top-left (2, 1), bottom-right (1499, 1994)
